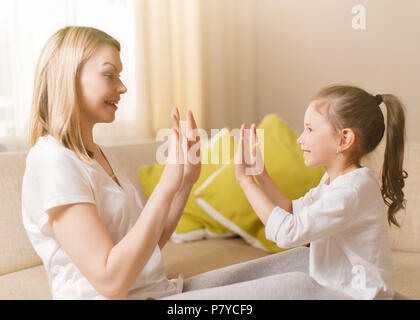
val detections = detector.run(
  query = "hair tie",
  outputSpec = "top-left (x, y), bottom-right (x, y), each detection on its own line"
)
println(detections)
top-left (375, 94), bottom-right (383, 106)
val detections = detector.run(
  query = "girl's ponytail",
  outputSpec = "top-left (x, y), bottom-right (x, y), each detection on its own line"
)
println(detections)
top-left (381, 94), bottom-right (408, 227)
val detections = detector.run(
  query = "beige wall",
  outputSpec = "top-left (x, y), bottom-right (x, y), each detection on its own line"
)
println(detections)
top-left (255, 0), bottom-right (420, 141)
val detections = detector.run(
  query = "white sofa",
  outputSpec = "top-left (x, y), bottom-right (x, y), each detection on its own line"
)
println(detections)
top-left (0, 139), bottom-right (419, 299)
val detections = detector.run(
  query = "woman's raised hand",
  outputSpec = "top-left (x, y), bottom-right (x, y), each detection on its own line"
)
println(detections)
top-left (160, 109), bottom-right (184, 194)
top-left (171, 107), bottom-right (201, 187)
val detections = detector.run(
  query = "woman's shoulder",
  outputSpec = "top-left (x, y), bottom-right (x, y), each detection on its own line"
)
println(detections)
top-left (27, 135), bottom-right (80, 167)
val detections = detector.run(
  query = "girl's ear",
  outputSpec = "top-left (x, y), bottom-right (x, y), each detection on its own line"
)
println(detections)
top-left (338, 128), bottom-right (356, 152)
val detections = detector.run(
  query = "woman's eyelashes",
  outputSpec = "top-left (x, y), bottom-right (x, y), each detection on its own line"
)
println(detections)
top-left (105, 73), bottom-right (121, 80)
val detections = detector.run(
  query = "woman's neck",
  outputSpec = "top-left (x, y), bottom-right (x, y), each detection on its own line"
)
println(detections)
top-left (80, 121), bottom-right (97, 153)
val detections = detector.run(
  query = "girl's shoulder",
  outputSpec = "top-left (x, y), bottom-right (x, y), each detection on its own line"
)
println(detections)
top-left (332, 167), bottom-right (380, 194)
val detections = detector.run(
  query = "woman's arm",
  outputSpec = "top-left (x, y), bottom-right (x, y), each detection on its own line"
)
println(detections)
top-left (158, 181), bottom-right (193, 248)
top-left (48, 180), bottom-right (177, 300)
top-left (48, 129), bottom-right (183, 300)
top-left (158, 108), bottom-right (201, 248)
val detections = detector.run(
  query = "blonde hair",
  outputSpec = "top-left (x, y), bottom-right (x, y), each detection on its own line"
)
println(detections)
top-left (313, 85), bottom-right (408, 227)
top-left (29, 26), bottom-right (120, 163)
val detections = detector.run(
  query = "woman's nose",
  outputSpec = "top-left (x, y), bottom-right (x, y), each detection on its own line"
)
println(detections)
top-left (118, 80), bottom-right (127, 94)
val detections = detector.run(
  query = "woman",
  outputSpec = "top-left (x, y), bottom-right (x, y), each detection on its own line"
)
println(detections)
top-left (22, 26), bottom-right (198, 299)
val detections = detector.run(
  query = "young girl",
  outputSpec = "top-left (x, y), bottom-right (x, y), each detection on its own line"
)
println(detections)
top-left (234, 85), bottom-right (408, 299)
top-left (22, 26), bottom-right (201, 300)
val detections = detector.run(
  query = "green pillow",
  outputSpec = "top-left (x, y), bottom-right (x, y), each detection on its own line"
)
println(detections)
top-left (194, 114), bottom-right (325, 252)
top-left (139, 128), bottom-right (235, 241)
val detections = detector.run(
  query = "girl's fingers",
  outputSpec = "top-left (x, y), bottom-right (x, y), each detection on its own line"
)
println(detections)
top-left (241, 124), bottom-right (247, 163)
top-left (235, 124), bottom-right (245, 164)
top-left (251, 123), bottom-right (257, 158)
top-left (243, 124), bottom-right (252, 165)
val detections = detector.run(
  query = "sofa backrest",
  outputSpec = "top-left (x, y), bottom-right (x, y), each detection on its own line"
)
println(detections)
top-left (0, 139), bottom-right (419, 277)
top-left (0, 139), bottom-right (161, 276)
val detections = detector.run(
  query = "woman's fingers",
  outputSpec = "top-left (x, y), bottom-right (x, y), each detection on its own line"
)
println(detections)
top-left (168, 127), bottom-right (179, 164)
top-left (171, 106), bottom-right (180, 130)
top-left (186, 110), bottom-right (201, 160)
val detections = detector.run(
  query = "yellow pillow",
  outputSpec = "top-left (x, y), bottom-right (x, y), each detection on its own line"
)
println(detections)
top-left (194, 114), bottom-right (325, 252)
top-left (139, 128), bottom-right (235, 241)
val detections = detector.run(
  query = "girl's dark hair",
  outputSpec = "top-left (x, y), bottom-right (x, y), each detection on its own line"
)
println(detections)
top-left (313, 85), bottom-right (408, 227)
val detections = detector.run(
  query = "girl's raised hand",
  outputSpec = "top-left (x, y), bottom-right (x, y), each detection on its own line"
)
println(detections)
top-left (235, 123), bottom-right (264, 183)
top-left (235, 124), bottom-right (250, 183)
top-left (249, 123), bottom-right (265, 177)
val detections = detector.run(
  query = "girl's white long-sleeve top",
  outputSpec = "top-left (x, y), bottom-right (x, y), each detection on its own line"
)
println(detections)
top-left (265, 167), bottom-right (394, 300)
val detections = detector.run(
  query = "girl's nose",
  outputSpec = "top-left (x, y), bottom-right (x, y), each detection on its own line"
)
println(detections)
top-left (297, 133), bottom-right (304, 145)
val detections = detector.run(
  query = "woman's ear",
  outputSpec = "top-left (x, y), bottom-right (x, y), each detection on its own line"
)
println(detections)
top-left (338, 128), bottom-right (356, 152)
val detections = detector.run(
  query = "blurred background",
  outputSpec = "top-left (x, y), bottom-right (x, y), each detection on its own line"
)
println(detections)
top-left (1, 0), bottom-right (419, 152)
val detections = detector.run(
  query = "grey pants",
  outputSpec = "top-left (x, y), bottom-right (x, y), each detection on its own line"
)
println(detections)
top-left (162, 246), bottom-right (352, 300)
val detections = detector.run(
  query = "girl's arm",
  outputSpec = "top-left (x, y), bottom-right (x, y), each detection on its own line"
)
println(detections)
top-left (237, 176), bottom-right (277, 225)
top-left (235, 124), bottom-right (284, 225)
top-left (255, 168), bottom-right (293, 213)
top-left (235, 124), bottom-right (292, 220)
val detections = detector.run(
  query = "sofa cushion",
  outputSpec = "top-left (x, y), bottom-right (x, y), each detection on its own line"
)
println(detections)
top-left (0, 265), bottom-right (51, 300)
top-left (0, 152), bottom-right (43, 275)
top-left (391, 250), bottom-right (420, 299)
top-left (361, 142), bottom-right (420, 253)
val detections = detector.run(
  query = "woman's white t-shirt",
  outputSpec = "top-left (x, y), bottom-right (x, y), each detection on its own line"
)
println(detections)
top-left (21, 135), bottom-right (177, 300)
top-left (265, 167), bottom-right (394, 300)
